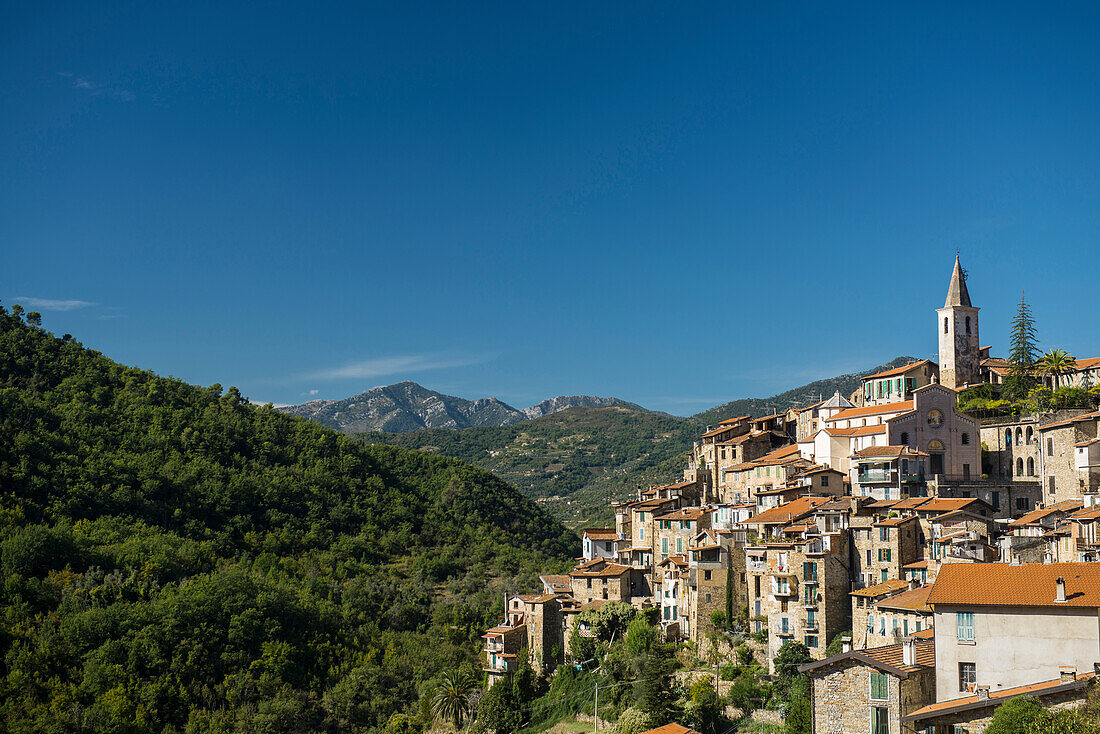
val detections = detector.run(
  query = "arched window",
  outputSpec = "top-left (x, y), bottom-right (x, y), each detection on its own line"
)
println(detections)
top-left (900, 432), bottom-right (909, 446)
top-left (1016, 458), bottom-right (1024, 476)
top-left (944, 317), bottom-right (949, 334)
top-left (1015, 428), bottom-right (1023, 446)
top-left (1027, 457), bottom-right (1035, 476)
top-left (965, 316), bottom-right (971, 335)
top-left (1005, 429), bottom-right (1012, 446)
top-left (961, 432), bottom-right (970, 445)
top-left (1025, 426), bottom-right (1033, 445)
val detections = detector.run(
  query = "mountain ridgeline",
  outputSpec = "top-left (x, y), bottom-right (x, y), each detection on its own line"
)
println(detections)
top-left (279, 380), bottom-right (637, 433)
top-left (0, 307), bottom-right (576, 733)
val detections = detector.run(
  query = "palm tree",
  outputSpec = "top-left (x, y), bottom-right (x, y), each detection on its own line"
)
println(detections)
top-left (1036, 349), bottom-right (1078, 390)
top-left (432, 669), bottom-right (478, 729)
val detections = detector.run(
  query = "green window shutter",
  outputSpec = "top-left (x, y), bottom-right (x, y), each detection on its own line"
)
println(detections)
top-left (871, 672), bottom-right (889, 701)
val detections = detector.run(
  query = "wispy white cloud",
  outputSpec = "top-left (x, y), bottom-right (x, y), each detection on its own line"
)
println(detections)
top-left (10, 296), bottom-right (97, 312)
top-left (57, 72), bottom-right (136, 102)
top-left (305, 354), bottom-right (488, 381)
top-left (301, 389), bottom-right (320, 396)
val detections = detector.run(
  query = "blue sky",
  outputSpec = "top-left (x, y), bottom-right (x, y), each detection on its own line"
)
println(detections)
top-left (3, 2), bottom-right (1099, 415)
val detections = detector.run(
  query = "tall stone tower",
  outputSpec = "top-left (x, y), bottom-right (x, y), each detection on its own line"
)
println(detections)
top-left (936, 255), bottom-right (980, 390)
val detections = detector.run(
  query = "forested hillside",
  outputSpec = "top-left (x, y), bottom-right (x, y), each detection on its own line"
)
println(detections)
top-left (366, 406), bottom-right (696, 527)
top-left (690, 356), bottom-right (918, 427)
top-left (0, 304), bottom-right (576, 733)
top-left (367, 359), bottom-right (918, 527)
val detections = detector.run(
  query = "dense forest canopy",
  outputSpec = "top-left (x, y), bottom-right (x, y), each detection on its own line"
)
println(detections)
top-left (0, 304), bottom-right (577, 733)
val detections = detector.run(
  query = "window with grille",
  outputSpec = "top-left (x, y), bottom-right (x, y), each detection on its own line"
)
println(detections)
top-left (959, 662), bottom-right (976, 692)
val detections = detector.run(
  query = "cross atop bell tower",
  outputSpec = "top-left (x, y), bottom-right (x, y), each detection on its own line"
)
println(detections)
top-left (936, 255), bottom-right (980, 390)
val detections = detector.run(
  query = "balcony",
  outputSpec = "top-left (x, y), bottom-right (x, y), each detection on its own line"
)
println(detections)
top-left (857, 469), bottom-right (893, 483)
top-left (902, 473), bottom-right (926, 483)
top-left (748, 560), bottom-right (766, 574)
top-left (771, 582), bottom-right (798, 597)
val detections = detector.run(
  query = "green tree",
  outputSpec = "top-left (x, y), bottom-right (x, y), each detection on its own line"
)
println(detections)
top-left (986, 695), bottom-right (1043, 734)
top-left (772, 641), bottom-right (813, 702)
top-left (636, 642), bottom-right (678, 725)
top-left (785, 676), bottom-right (811, 734)
top-left (1005, 293), bottom-right (1040, 402)
top-left (432, 669), bottom-right (478, 728)
top-left (476, 683), bottom-right (522, 734)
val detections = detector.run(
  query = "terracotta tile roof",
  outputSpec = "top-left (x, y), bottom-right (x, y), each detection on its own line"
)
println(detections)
top-left (865, 499), bottom-right (900, 510)
top-left (913, 497), bottom-right (993, 515)
top-left (800, 637), bottom-right (935, 676)
top-left (540, 574), bottom-right (572, 593)
top-left (1075, 356), bottom-right (1100, 370)
top-left (517, 593), bottom-right (559, 604)
top-left (862, 360), bottom-right (935, 381)
top-left (854, 445), bottom-right (929, 459)
top-left (570, 560), bottom-right (632, 578)
top-left (891, 497), bottom-right (930, 510)
top-left (1076, 438), bottom-right (1100, 447)
top-left (640, 725), bottom-right (700, 734)
top-left (875, 584), bottom-right (933, 612)
top-left (719, 415), bottom-right (751, 425)
top-left (631, 498), bottom-right (676, 511)
top-left (483, 623), bottom-right (523, 637)
top-left (582, 528), bottom-right (619, 540)
top-left (874, 515), bottom-right (918, 527)
top-left (1038, 409), bottom-right (1100, 431)
top-left (717, 431), bottom-right (765, 446)
top-left (702, 424), bottom-right (742, 439)
top-left (825, 401), bottom-right (915, 424)
top-left (823, 425), bottom-right (888, 436)
top-left (851, 578), bottom-right (910, 598)
top-left (1008, 501), bottom-right (1083, 527)
top-left (753, 444), bottom-right (803, 465)
top-left (904, 672), bottom-right (1097, 723)
top-left (926, 562), bottom-right (1100, 608)
top-left (738, 496), bottom-right (831, 526)
top-left (902, 559), bottom-right (930, 569)
top-left (1070, 505), bottom-right (1100, 521)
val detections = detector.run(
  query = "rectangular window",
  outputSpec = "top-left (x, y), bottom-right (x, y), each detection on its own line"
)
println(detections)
top-left (662, 537), bottom-right (668, 555)
top-left (871, 705), bottom-right (889, 734)
top-left (806, 609), bottom-right (816, 627)
top-left (1048, 438), bottom-right (1054, 455)
top-left (804, 635), bottom-right (818, 648)
top-left (880, 527), bottom-right (889, 541)
top-left (803, 562), bottom-right (817, 581)
top-left (956, 612), bottom-right (974, 642)
top-left (676, 537), bottom-right (683, 553)
top-left (821, 475), bottom-right (829, 487)
top-left (781, 617), bottom-right (789, 633)
top-left (959, 662), bottom-right (976, 692)
top-left (881, 570), bottom-right (888, 583)
top-left (704, 570), bottom-right (712, 581)
top-left (870, 672), bottom-right (889, 701)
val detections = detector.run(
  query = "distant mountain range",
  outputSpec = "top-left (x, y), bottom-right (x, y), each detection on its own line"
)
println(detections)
top-left (277, 380), bottom-right (639, 433)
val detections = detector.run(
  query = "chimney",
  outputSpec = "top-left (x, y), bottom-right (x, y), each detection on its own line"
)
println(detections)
top-left (1060, 666), bottom-right (1077, 683)
top-left (1055, 577), bottom-right (1067, 603)
top-left (976, 685), bottom-right (990, 700)
top-left (909, 577), bottom-right (920, 591)
top-left (902, 637), bottom-right (917, 667)
top-left (841, 635), bottom-right (852, 654)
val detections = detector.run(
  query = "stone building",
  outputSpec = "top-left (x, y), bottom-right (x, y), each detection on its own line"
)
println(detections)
top-left (800, 634), bottom-right (936, 734)
top-left (653, 506), bottom-right (714, 562)
top-left (885, 383), bottom-right (981, 480)
top-left (926, 562), bottom-right (1100, 702)
top-left (569, 558), bottom-right (634, 605)
top-left (851, 446), bottom-right (930, 501)
top-left (1038, 409), bottom-right (1100, 504)
top-left (853, 580), bottom-right (934, 649)
top-left (937, 255), bottom-right (981, 390)
top-left (686, 529), bottom-right (745, 649)
top-left (980, 416), bottom-right (1042, 482)
top-left (851, 514), bottom-right (922, 588)
top-left (755, 530), bottom-right (852, 670)
top-left (581, 528), bottom-right (622, 562)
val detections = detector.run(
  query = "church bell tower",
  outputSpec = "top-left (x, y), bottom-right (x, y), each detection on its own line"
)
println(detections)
top-left (936, 255), bottom-right (980, 390)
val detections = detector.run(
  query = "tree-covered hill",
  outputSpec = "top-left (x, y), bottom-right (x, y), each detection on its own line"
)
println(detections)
top-left (690, 356), bottom-right (919, 427)
top-left (0, 304), bottom-right (577, 733)
top-left (365, 405), bottom-right (698, 527)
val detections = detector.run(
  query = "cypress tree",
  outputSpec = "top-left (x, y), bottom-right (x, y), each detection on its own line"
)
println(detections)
top-left (1004, 292), bottom-right (1039, 402)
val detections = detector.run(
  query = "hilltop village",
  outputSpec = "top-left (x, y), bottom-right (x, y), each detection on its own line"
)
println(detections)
top-left (482, 257), bottom-right (1100, 733)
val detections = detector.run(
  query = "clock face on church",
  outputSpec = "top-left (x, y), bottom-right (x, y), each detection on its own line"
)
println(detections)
top-left (926, 409), bottom-right (944, 426)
